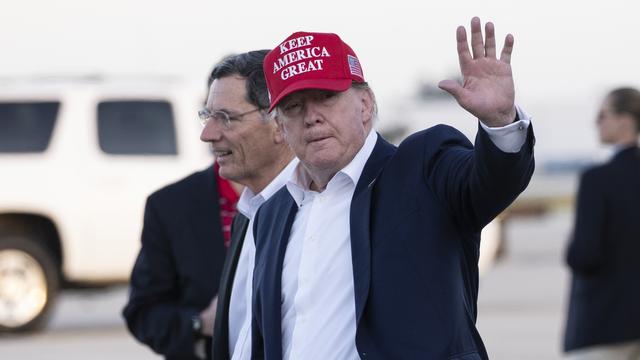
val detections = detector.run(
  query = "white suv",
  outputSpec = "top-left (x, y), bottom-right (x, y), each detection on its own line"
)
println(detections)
top-left (0, 77), bottom-right (211, 332)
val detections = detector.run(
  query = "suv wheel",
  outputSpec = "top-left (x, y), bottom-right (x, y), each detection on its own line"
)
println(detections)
top-left (0, 237), bottom-right (59, 332)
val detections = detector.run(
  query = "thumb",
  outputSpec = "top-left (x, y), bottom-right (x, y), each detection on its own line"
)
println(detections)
top-left (438, 79), bottom-right (464, 100)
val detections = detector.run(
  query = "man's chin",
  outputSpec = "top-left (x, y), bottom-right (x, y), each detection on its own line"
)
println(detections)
top-left (304, 158), bottom-right (343, 174)
top-left (217, 166), bottom-right (239, 181)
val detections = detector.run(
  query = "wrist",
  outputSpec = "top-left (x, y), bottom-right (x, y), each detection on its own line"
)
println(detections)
top-left (483, 107), bottom-right (518, 127)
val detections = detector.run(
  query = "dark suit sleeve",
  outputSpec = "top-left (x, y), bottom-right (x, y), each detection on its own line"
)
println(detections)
top-left (424, 123), bottom-right (535, 232)
top-left (566, 170), bottom-right (606, 273)
top-left (122, 196), bottom-right (199, 357)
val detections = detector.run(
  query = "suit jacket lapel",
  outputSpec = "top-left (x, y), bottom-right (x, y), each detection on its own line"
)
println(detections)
top-left (350, 134), bottom-right (396, 323)
top-left (256, 192), bottom-right (299, 360)
top-left (212, 213), bottom-right (249, 359)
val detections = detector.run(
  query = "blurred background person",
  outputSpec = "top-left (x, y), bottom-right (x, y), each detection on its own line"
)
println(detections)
top-left (564, 87), bottom-right (640, 359)
top-left (122, 68), bottom-right (243, 359)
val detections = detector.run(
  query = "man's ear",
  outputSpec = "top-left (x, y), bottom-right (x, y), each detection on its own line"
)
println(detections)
top-left (360, 89), bottom-right (375, 125)
top-left (273, 116), bottom-right (286, 144)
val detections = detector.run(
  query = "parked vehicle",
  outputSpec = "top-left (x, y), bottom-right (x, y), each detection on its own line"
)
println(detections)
top-left (0, 76), bottom-right (211, 332)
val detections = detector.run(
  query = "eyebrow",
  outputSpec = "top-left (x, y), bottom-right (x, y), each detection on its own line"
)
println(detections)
top-left (205, 107), bottom-right (235, 114)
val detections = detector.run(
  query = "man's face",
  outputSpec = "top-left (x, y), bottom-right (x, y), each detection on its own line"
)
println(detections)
top-left (596, 98), bottom-right (632, 144)
top-left (200, 76), bottom-right (281, 191)
top-left (276, 88), bottom-right (374, 178)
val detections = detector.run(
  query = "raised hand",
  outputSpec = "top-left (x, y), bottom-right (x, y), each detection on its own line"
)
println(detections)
top-left (438, 17), bottom-right (517, 127)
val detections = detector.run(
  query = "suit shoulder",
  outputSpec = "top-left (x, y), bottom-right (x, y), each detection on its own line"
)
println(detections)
top-left (400, 124), bottom-right (470, 147)
top-left (577, 164), bottom-right (611, 192)
top-left (396, 124), bottom-right (473, 162)
top-left (148, 166), bottom-right (214, 205)
top-left (580, 163), bottom-right (609, 180)
top-left (581, 154), bottom-right (640, 188)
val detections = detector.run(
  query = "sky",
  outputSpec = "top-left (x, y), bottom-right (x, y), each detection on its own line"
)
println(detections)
top-left (2, 0), bottom-right (639, 160)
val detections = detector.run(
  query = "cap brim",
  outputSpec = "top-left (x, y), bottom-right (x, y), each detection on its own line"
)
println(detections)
top-left (268, 78), bottom-right (353, 112)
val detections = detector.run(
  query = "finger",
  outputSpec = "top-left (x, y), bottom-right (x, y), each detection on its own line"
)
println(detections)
top-left (438, 79), bottom-right (465, 101)
top-left (470, 16), bottom-right (484, 59)
top-left (500, 33), bottom-right (514, 63)
top-left (484, 22), bottom-right (496, 58)
top-left (456, 26), bottom-right (472, 67)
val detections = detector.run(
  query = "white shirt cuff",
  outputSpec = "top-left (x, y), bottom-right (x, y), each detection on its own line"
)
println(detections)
top-left (479, 105), bottom-right (531, 153)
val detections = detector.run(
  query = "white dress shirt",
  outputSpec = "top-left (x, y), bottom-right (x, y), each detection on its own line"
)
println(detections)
top-left (228, 158), bottom-right (298, 360)
top-left (278, 110), bottom-right (531, 359)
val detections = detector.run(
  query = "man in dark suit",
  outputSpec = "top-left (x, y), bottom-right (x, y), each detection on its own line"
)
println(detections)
top-left (250, 18), bottom-right (535, 359)
top-left (564, 87), bottom-right (640, 359)
top-left (199, 51), bottom-right (296, 360)
top-left (122, 164), bottom-right (230, 360)
top-left (123, 50), bottom-right (294, 360)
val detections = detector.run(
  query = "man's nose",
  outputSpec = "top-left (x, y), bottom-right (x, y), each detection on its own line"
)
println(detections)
top-left (302, 101), bottom-right (324, 127)
top-left (200, 120), bottom-right (224, 142)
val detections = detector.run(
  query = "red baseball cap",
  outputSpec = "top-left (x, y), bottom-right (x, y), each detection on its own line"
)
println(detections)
top-left (263, 31), bottom-right (366, 112)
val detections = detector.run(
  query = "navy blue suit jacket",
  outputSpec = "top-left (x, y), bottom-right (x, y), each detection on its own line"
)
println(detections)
top-left (123, 166), bottom-right (227, 360)
top-left (251, 124), bottom-right (535, 360)
top-left (564, 146), bottom-right (640, 351)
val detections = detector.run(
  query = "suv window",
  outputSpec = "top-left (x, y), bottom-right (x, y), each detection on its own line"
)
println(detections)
top-left (97, 100), bottom-right (177, 155)
top-left (0, 102), bottom-right (60, 153)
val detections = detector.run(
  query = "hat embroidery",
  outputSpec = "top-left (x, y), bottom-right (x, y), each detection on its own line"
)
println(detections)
top-left (272, 35), bottom-right (332, 81)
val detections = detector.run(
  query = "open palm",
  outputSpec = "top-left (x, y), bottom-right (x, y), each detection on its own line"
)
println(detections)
top-left (439, 17), bottom-right (516, 127)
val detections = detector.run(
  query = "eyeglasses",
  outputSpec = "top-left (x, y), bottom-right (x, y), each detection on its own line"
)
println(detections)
top-left (198, 108), bottom-right (263, 128)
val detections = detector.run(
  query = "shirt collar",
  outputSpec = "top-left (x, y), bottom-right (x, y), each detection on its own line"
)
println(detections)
top-left (237, 158), bottom-right (299, 218)
top-left (340, 129), bottom-right (378, 186)
top-left (286, 129), bottom-right (378, 206)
